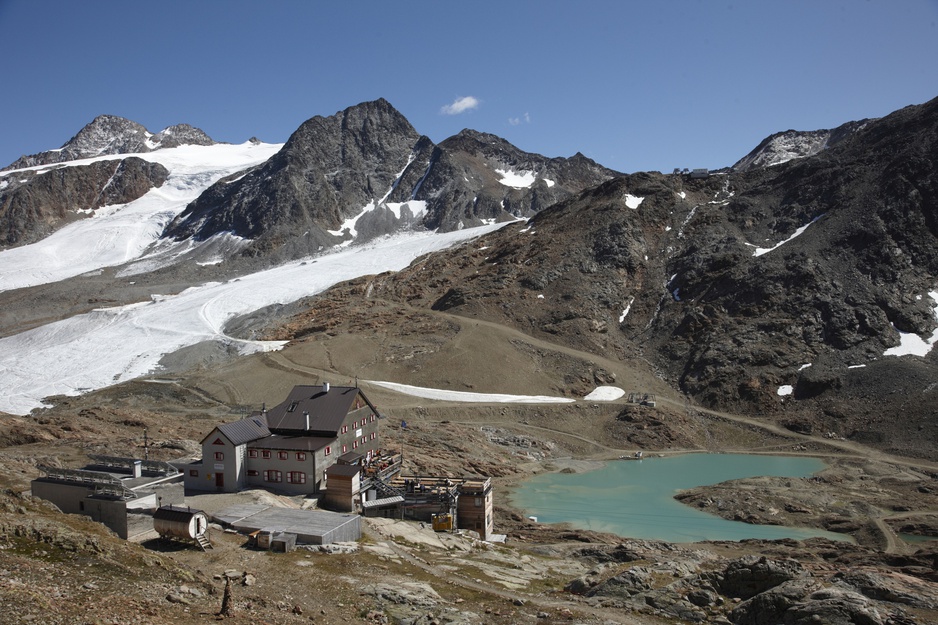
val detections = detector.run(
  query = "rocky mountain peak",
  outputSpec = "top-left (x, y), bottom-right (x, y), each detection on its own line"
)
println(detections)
top-left (732, 119), bottom-right (872, 172)
top-left (3, 115), bottom-right (217, 171)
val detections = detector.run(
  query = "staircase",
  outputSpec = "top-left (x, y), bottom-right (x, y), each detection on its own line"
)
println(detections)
top-left (195, 533), bottom-right (213, 551)
top-left (373, 476), bottom-right (406, 499)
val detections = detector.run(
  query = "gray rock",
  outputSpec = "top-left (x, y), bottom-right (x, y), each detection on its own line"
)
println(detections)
top-left (730, 581), bottom-right (889, 625)
top-left (586, 567), bottom-right (653, 600)
top-left (712, 556), bottom-right (808, 599)
top-left (0, 157), bottom-right (168, 247)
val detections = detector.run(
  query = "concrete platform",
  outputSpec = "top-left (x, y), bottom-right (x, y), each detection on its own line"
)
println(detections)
top-left (212, 504), bottom-right (361, 545)
top-left (211, 503), bottom-right (270, 526)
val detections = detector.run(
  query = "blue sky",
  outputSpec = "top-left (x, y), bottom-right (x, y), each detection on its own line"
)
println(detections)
top-left (1, 0), bottom-right (936, 173)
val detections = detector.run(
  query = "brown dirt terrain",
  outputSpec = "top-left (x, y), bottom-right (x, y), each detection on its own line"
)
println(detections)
top-left (1, 293), bottom-right (937, 624)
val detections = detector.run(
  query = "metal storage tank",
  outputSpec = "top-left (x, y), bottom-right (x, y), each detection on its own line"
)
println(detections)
top-left (153, 505), bottom-right (209, 540)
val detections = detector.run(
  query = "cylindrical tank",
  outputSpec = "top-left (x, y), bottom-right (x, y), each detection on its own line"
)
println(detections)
top-left (153, 505), bottom-right (209, 539)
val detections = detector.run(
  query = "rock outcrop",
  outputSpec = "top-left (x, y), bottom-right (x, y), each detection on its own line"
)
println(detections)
top-left (732, 119), bottom-right (870, 171)
top-left (0, 157), bottom-right (169, 247)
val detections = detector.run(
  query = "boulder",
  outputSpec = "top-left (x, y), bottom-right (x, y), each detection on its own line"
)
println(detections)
top-left (712, 556), bottom-right (808, 599)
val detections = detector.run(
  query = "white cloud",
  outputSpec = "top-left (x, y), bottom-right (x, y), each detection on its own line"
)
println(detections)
top-left (509, 112), bottom-right (531, 126)
top-left (440, 96), bottom-right (480, 115)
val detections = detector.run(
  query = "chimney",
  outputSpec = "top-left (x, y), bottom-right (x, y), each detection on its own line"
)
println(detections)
top-left (304, 411), bottom-right (310, 431)
top-left (133, 460), bottom-right (142, 478)
top-left (323, 381), bottom-right (330, 393)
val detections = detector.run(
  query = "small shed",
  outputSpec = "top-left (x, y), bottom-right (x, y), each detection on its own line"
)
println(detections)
top-left (322, 464), bottom-right (361, 512)
top-left (154, 505), bottom-right (209, 540)
top-left (271, 532), bottom-right (297, 553)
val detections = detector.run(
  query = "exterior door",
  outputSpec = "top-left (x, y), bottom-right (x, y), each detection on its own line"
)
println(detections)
top-left (215, 472), bottom-right (224, 490)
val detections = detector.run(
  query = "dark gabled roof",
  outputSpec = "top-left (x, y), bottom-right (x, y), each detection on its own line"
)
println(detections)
top-left (247, 434), bottom-right (333, 452)
top-left (209, 413), bottom-right (271, 446)
top-left (265, 385), bottom-right (371, 434)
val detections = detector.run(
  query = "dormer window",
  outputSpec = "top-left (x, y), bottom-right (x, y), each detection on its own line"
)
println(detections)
top-left (287, 401), bottom-right (299, 413)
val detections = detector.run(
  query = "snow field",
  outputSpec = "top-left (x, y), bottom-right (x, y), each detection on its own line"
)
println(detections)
top-left (0, 224), bottom-right (505, 415)
top-left (0, 142), bottom-right (284, 293)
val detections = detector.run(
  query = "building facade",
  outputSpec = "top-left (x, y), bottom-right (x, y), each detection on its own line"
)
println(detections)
top-left (185, 383), bottom-right (381, 495)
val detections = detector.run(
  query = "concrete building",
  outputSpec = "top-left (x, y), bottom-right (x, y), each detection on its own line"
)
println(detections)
top-left (31, 456), bottom-right (184, 539)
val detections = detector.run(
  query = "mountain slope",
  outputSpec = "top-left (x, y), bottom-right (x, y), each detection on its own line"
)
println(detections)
top-left (162, 98), bottom-right (422, 258)
top-left (0, 157), bottom-right (169, 248)
top-left (732, 119), bottom-right (870, 171)
top-left (317, 96), bottom-right (938, 459)
top-left (0, 115), bottom-right (222, 248)
top-left (162, 100), bottom-right (617, 261)
top-left (2, 115), bottom-right (215, 171)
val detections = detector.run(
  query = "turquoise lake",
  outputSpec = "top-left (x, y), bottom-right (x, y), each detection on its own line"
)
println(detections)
top-left (509, 453), bottom-right (851, 543)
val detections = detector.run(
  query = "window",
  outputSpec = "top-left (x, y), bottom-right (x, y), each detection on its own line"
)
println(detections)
top-left (352, 420), bottom-right (358, 429)
top-left (475, 497), bottom-right (482, 507)
top-left (248, 449), bottom-right (258, 458)
top-left (371, 414), bottom-right (376, 422)
top-left (324, 446), bottom-right (331, 456)
top-left (247, 469), bottom-right (259, 477)
top-left (296, 452), bottom-right (306, 461)
top-left (189, 469), bottom-right (199, 477)
top-left (278, 451), bottom-right (288, 460)
top-left (353, 441), bottom-right (358, 449)
top-left (263, 470), bottom-right (282, 483)
top-left (287, 401), bottom-right (299, 412)
top-left (361, 436), bottom-right (366, 444)
top-left (214, 452), bottom-right (224, 461)
top-left (370, 432), bottom-right (376, 440)
top-left (287, 471), bottom-right (307, 484)
top-left (342, 445), bottom-right (347, 453)
top-left (341, 425), bottom-right (348, 434)
top-left (262, 450), bottom-right (271, 459)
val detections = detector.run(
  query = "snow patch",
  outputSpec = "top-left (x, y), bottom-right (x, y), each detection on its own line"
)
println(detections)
top-left (367, 381), bottom-right (575, 404)
top-left (619, 297), bottom-right (635, 323)
top-left (883, 291), bottom-right (938, 357)
top-left (495, 168), bottom-right (536, 189)
top-left (777, 385), bottom-right (794, 397)
top-left (625, 194), bottom-right (644, 209)
top-left (748, 215), bottom-right (824, 257)
top-left (584, 386), bottom-right (625, 401)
